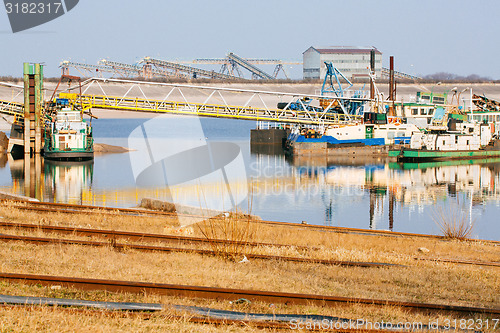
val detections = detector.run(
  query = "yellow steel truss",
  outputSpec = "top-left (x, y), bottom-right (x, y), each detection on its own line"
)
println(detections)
top-left (57, 93), bottom-right (362, 126)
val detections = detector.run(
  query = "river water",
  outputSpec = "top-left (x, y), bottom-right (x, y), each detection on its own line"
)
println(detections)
top-left (1, 116), bottom-right (499, 241)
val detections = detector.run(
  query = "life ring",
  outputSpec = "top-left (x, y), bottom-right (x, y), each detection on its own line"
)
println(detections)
top-left (388, 117), bottom-right (401, 125)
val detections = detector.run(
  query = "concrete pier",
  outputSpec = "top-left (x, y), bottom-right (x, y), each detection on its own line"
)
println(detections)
top-left (288, 141), bottom-right (393, 158)
top-left (250, 128), bottom-right (287, 145)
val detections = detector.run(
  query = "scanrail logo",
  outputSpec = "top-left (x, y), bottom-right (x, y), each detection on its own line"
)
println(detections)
top-left (128, 114), bottom-right (248, 227)
top-left (4, 0), bottom-right (79, 33)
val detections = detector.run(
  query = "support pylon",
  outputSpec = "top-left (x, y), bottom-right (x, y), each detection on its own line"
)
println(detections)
top-left (23, 63), bottom-right (44, 155)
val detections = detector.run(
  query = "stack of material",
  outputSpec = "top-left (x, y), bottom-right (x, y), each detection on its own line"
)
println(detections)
top-left (0, 132), bottom-right (8, 153)
top-left (473, 94), bottom-right (500, 112)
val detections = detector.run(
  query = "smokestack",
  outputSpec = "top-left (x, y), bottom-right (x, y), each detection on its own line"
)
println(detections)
top-left (370, 49), bottom-right (376, 100)
top-left (389, 56), bottom-right (395, 101)
top-left (388, 56), bottom-right (396, 116)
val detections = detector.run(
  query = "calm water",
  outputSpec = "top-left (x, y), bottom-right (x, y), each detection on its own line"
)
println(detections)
top-left (1, 116), bottom-right (499, 241)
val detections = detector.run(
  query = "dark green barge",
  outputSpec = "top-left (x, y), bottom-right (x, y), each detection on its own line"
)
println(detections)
top-left (389, 141), bottom-right (500, 162)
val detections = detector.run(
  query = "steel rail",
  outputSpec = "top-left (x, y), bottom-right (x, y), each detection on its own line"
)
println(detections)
top-left (3, 199), bottom-right (500, 245)
top-left (0, 199), bottom-right (170, 217)
top-left (0, 273), bottom-right (497, 315)
top-left (1, 222), bottom-right (495, 268)
top-left (11, 205), bottom-right (163, 217)
top-left (0, 221), bottom-right (315, 251)
top-left (0, 233), bottom-right (396, 268)
top-left (250, 219), bottom-right (500, 245)
top-left (413, 256), bottom-right (500, 268)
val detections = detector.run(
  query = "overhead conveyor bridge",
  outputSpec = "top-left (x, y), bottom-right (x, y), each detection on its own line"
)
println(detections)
top-left (2, 78), bottom-right (369, 126)
top-left (142, 57), bottom-right (239, 80)
top-left (227, 53), bottom-right (275, 80)
top-left (62, 78), bottom-right (368, 126)
top-left (0, 82), bottom-right (24, 117)
top-left (0, 99), bottom-right (23, 117)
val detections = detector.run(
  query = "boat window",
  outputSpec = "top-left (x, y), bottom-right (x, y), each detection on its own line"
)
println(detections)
top-left (433, 96), bottom-right (445, 104)
top-left (421, 95), bottom-right (431, 102)
top-left (420, 108), bottom-right (427, 115)
top-left (428, 109), bottom-right (434, 115)
top-left (412, 108), bottom-right (418, 115)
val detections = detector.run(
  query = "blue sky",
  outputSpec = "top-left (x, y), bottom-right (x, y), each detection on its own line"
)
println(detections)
top-left (1, 0), bottom-right (499, 78)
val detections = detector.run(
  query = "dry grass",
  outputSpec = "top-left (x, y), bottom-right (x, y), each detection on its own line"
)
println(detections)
top-left (0, 204), bottom-right (498, 331)
top-left (0, 240), bottom-right (498, 308)
top-left (0, 306), bottom-right (266, 333)
top-left (197, 213), bottom-right (260, 261)
top-left (1, 202), bottom-right (499, 264)
top-left (433, 203), bottom-right (475, 240)
top-left (0, 281), bottom-right (495, 333)
top-left (0, 201), bottom-right (178, 234)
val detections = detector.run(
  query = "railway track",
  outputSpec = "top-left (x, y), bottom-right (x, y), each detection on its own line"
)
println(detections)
top-left (413, 256), bottom-right (500, 268)
top-left (3, 199), bottom-right (499, 244)
top-left (0, 221), bottom-right (497, 268)
top-left (0, 220), bottom-right (313, 251)
top-left (0, 304), bottom-right (391, 332)
top-left (6, 201), bottom-right (166, 218)
top-left (0, 272), bottom-right (498, 315)
top-left (0, 233), bottom-right (397, 268)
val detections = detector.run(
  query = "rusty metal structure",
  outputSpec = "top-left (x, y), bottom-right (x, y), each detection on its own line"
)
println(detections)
top-left (0, 232), bottom-right (395, 268)
top-left (60, 54), bottom-right (302, 80)
top-left (195, 54), bottom-right (301, 79)
top-left (473, 94), bottom-right (500, 112)
top-left (381, 67), bottom-right (421, 80)
top-left (3, 198), bottom-right (499, 245)
top-left (0, 272), bottom-right (498, 315)
top-left (1, 219), bottom-right (497, 268)
top-left (140, 57), bottom-right (239, 80)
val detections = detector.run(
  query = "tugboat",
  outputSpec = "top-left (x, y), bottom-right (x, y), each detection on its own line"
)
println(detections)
top-left (43, 75), bottom-right (94, 161)
top-left (287, 111), bottom-right (420, 148)
top-left (389, 122), bottom-right (500, 162)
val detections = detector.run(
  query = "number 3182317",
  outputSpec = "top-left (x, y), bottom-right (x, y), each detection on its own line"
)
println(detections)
top-left (5, 2), bottom-right (62, 14)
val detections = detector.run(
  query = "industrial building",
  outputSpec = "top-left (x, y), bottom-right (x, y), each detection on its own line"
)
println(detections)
top-left (303, 46), bottom-right (382, 80)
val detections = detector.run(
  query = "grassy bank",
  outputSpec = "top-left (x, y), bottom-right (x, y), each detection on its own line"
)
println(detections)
top-left (0, 203), bottom-right (498, 331)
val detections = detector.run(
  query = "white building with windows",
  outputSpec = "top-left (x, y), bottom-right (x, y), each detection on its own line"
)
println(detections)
top-left (303, 46), bottom-right (382, 80)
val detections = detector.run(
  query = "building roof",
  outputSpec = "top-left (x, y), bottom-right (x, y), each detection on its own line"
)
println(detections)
top-left (304, 46), bottom-right (382, 55)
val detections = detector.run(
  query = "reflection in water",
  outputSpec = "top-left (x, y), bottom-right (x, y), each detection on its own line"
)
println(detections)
top-left (7, 155), bottom-right (93, 205)
top-left (44, 160), bottom-right (93, 204)
top-left (0, 145), bottom-right (499, 239)
top-left (250, 152), bottom-right (500, 237)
